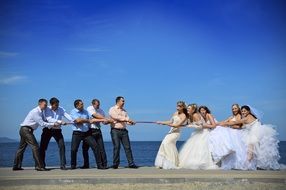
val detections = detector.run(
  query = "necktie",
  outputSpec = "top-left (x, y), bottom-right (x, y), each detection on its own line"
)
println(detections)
top-left (41, 111), bottom-right (48, 122)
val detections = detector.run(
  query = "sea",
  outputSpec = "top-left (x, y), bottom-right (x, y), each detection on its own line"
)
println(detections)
top-left (1, 141), bottom-right (286, 168)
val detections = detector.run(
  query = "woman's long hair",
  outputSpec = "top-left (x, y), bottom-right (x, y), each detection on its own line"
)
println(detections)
top-left (188, 103), bottom-right (198, 123)
top-left (177, 101), bottom-right (188, 118)
top-left (232, 103), bottom-right (241, 116)
top-left (198, 106), bottom-right (211, 114)
top-left (241, 105), bottom-right (257, 119)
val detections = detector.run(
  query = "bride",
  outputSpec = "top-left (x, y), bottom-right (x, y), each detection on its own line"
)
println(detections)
top-left (217, 104), bottom-right (249, 170)
top-left (219, 105), bottom-right (280, 170)
top-left (200, 106), bottom-right (235, 165)
top-left (154, 101), bottom-right (188, 169)
top-left (179, 104), bottom-right (218, 169)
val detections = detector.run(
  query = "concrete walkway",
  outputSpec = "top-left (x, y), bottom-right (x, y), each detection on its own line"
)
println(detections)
top-left (0, 167), bottom-right (286, 186)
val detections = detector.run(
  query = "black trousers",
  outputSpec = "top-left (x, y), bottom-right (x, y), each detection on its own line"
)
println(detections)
top-left (39, 128), bottom-right (66, 167)
top-left (82, 128), bottom-right (107, 168)
top-left (13, 126), bottom-right (44, 168)
top-left (71, 130), bottom-right (101, 168)
top-left (110, 128), bottom-right (135, 166)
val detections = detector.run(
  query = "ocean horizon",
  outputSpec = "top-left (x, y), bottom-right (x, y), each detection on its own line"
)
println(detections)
top-left (1, 141), bottom-right (286, 168)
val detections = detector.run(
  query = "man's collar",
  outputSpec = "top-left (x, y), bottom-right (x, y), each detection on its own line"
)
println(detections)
top-left (115, 105), bottom-right (125, 111)
top-left (75, 108), bottom-right (81, 112)
top-left (37, 106), bottom-right (42, 112)
top-left (49, 105), bottom-right (59, 111)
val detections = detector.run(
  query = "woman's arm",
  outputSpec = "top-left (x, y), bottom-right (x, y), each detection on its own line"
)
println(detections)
top-left (224, 117), bottom-right (247, 126)
top-left (156, 113), bottom-right (175, 125)
top-left (169, 115), bottom-right (187, 128)
top-left (156, 120), bottom-right (173, 125)
top-left (202, 114), bottom-right (216, 128)
top-left (217, 116), bottom-right (233, 126)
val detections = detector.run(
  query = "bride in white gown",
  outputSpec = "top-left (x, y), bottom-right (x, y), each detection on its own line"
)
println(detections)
top-left (217, 104), bottom-right (249, 170)
top-left (179, 104), bottom-right (218, 169)
top-left (154, 101), bottom-right (188, 169)
top-left (219, 105), bottom-right (280, 170)
top-left (200, 106), bottom-right (236, 165)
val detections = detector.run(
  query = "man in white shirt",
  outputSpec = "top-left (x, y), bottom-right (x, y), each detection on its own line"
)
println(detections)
top-left (39, 97), bottom-right (73, 170)
top-left (13, 99), bottom-right (59, 171)
top-left (109, 96), bottom-right (138, 169)
top-left (82, 99), bottom-right (111, 169)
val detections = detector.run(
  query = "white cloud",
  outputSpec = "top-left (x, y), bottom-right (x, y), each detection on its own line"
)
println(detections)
top-left (0, 51), bottom-right (18, 57)
top-left (0, 75), bottom-right (27, 85)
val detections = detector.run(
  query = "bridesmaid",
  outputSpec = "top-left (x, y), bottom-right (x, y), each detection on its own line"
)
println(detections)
top-left (179, 104), bottom-right (218, 169)
top-left (154, 101), bottom-right (188, 169)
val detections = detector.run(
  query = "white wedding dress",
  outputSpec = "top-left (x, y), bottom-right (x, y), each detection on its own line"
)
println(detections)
top-left (208, 120), bottom-right (235, 163)
top-left (219, 117), bottom-right (250, 170)
top-left (221, 119), bottom-right (280, 170)
top-left (179, 118), bottom-right (218, 169)
top-left (155, 115), bottom-right (185, 169)
top-left (243, 119), bottom-right (280, 170)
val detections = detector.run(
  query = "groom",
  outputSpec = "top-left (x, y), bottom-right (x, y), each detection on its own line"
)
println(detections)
top-left (109, 96), bottom-right (138, 169)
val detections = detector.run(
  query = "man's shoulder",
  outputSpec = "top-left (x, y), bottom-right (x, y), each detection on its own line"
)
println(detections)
top-left (70, 108), bottom-right (78, 114)
top-left (95, 108), bottom-right (105, 116)
top-left (87, 105), bottom-right (94, 112)
top-left (44, 107), bottom-right (53, 114)
top-left (82, 109), bottom-right (89, 115)
top-left (58, 106), bottom-right (66, 112)
top-left (109, 105), bottom-right (117, 110)
top-left (30, 106), bottom-right (40, 114)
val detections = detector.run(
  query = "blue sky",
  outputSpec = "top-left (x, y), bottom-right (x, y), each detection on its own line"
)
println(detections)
top-left (0, 0), bottom-right (285, 141)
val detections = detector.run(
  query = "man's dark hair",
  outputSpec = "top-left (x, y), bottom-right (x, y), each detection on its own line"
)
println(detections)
top-left (116, 96), bottom-right (124, 103)
top-left (50, 97), bottom-right (59, 105)
top-left (38, 98), bottom-right (47, 104)
top-left (74, 99), bottom-right (82, 108)
top-left (92, 99), bottom-right (100, 105)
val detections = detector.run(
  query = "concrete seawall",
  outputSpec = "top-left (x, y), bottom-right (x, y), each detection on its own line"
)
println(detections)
top-left (1, 167), bottom-right (286, 189)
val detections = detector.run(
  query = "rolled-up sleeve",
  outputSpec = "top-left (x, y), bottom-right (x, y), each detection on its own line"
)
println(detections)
top-left (63, 109), bottom-right (73, 122)
top-left (70, 110), bottom-right (78, 121)
top-left (33, 112), bottom-right (55, 129)
top-left (45, 109), bottom-right (60, 123)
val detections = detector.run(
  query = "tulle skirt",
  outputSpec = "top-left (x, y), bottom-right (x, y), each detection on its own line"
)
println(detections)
top-left (221, 128), bottom-right (255, 170)
top-left (222, 121), bottom-right (280, 170)
top-left (179, 129), bottom-right (218, 169)
top-left (155, 132), bottom-right (180, 169)
top-left (246, 122), bottom-right (280, 170)
top-left (208, 126), bottom-right (235, 163)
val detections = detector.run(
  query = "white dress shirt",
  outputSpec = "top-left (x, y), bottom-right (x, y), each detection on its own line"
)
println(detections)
top-left (20, 106), bottom-right (55, 130)
top-left (45, 106), bottom-right (73, 125)
top-left (87, 105), bottom-right (105, 129)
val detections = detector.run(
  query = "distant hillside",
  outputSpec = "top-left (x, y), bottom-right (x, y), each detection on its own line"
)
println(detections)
top-left (0, 137), bottom-right (17, 143)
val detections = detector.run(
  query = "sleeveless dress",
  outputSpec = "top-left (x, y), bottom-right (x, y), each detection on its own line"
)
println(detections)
top-left (179, 118), bottom-right (218, 169)
top-left (154, 115), bottom-right (185, 169)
